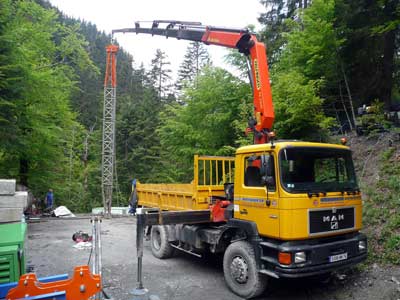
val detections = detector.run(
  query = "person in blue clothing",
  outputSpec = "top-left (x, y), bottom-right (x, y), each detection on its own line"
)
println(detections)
top-left (45, 189), bottom-right (54, 209)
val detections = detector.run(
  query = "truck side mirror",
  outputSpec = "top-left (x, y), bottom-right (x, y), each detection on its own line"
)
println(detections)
top-left (266, 176), bottom-right (275, 187)
top-left (262, 175), bottom-right (275, 188)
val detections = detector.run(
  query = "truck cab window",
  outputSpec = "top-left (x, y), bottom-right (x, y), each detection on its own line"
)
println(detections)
top-left (280, 147), bottom-right (358, 193)
top-left (244, 154), bottom-right (276, 191)
top-left (244, 155), bottom-right (262, 187)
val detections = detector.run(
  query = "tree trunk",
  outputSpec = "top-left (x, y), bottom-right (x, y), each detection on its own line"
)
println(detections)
top-left (377, 0), bottom-right (398, 110)
top-left (340, 62), bottom-right (357, 128)
top-left (19, 158), bottom-right (29, 187)
top-left (339, 83), bottom-right (353, 131)
top-left (380, 29), bottom-right (396, 110)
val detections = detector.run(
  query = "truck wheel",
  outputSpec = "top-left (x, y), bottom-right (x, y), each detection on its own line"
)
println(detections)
top-left (223, 241), bottom-right (267, 299)
top-left (150, 225), bottom-right (174, 259)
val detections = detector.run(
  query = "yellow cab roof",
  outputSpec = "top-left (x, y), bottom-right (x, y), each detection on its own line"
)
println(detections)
top-left (235, 140), bottom-right (350, 155)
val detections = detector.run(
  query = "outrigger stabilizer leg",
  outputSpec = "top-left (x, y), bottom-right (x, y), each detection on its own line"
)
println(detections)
top-left (131, 208), bottom-right (160, 300)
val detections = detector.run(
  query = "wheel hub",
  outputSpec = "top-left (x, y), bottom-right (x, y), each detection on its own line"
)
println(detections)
top-left (230, 256), bottom-right (248, 284)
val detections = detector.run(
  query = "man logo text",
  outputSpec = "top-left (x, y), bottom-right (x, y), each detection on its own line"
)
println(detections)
top-left (323, 214), bottom-right (344, 222)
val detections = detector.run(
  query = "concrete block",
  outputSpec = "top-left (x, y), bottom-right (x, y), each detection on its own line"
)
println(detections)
top-left (0, 191), bottom-right (28, 209)
top-left (0, 207), bottom-right (23, 223)
top-left (0, 179), bottom-right (16, 195)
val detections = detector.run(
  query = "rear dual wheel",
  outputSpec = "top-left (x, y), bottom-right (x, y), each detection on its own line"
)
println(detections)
top-left (223, 241), bottom-right (267, 299)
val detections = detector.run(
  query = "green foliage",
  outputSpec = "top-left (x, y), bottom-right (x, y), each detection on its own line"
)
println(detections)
top-left (176, 41), bottom-right (211, 91)
top-left (116, 85), bottom-right (162, 185)
top-left (157, 67), bottom-right (252, 182)
top-left (362, 147), bottom-right (400, 264)
top-left (278, 0), bottom-right (342, 81)
top-left (259, 0), bottom-right (399, 130)
top-left (334, 0), bottom-right (400, 109)
top-left (271, 70), bottom-right (333, 140)
top-left (258, 0), bottom-right (310, 66)
top-left (0, 0), bottom-right (97, 210)
top-left (149, 49), bottom-right (173, 99)
top-left (258, 0), bottom-right (336, 140)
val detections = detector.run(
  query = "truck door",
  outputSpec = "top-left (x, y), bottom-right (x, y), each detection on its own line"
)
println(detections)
top-left (235, 153), bottom-right (280, 238)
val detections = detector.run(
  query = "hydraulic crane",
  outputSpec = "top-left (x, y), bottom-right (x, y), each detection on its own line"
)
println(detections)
top-left (112, 20), bottom-right (275, 144)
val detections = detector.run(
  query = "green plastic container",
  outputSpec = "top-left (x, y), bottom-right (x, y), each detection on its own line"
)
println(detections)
top-left (0, 222), bottom-right (27, 283)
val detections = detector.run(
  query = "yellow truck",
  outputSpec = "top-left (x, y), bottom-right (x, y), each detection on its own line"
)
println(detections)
top-left (113, 21), bottom-right (367, 298)
top-left (134, 141), bottom-right (367, 298)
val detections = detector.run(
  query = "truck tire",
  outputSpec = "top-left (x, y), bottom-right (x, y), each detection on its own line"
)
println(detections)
top-left (223, 241), bottom-right (267, 299)
top-left (150, 225), bottom-right (174, 259)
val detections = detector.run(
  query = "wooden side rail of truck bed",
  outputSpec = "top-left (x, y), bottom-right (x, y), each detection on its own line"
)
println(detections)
top-left (136, 155), bottom-right (235, 211)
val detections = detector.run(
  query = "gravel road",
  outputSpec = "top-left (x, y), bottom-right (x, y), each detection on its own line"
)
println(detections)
top-left (26, 217), bottom-right (400, 300)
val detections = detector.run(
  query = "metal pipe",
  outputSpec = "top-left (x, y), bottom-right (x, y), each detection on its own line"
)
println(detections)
top-left (136, 212), bottom-right (145, 289)
top-left (98, 218), bottom-right (102, 278)
top-left (91, 217), bottom-right (97, 274)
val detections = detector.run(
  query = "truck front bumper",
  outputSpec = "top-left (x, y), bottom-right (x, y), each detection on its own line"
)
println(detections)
top-left (259, 232), bottom-right (367, 279)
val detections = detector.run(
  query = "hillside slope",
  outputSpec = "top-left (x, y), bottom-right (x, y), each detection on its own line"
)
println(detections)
top-left (347, 130), bottom-right (400, 264)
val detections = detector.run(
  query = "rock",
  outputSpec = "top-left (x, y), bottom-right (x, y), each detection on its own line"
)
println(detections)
top-left (0, 207), bottom-right (23, 223)
top-left (336, 274), bottom-right (347, 281)
top-left (0, 191), bottom-right (28, 208)
top-left (392, 276), bottom-right (400, 285)
top-left (0, 179), bottom-right (16, 195)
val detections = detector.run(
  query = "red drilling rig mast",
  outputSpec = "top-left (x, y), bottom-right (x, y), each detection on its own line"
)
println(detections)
top-left (102, 44), bottom-right (118, 217)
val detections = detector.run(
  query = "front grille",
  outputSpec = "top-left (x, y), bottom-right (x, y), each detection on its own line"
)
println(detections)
top-left (309, 207), bottom-right (355, 235)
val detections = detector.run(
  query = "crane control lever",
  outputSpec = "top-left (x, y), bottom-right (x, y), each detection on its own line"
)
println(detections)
top-left (112, 20), bottom-right (275, 144)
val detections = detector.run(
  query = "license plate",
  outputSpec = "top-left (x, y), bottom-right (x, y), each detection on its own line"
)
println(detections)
top-left (329, 253), bottom-right (348, 263)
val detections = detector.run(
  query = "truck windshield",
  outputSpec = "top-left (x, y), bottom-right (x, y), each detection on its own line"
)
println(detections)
top-left (279, 147), bottom-right (358, 193)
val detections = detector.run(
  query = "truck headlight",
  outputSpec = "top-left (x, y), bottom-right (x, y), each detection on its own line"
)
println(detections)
top-left (294, 251), bottom-right (306, 263)
top-left (358, 240), bottom-right (366, 252)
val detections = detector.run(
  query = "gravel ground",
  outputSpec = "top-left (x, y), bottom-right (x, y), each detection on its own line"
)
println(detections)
top-left (26, 216), bottom-right (400, 300)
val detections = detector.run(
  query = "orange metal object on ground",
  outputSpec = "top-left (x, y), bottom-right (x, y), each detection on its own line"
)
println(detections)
top-left (6, 265), bottom-right (101, 300)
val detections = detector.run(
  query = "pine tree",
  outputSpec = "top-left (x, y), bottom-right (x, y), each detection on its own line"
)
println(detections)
top-left (149, 49), bottom-right (173, 100)
top-left (176, 42), bottom-right (210, 91)
top-left (0, 0), bottom-right (95, 210)
top-left (258, 0), bottom-right (311, 66)
top-left (335, 0), bottom-right (399, 110)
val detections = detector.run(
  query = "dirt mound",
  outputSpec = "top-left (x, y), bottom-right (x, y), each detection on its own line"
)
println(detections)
top-left (346, 131), bottom-right (400, 188)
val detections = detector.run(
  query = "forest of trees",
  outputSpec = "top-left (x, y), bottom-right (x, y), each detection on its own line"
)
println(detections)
top-left (0, 0), bottom-right (398, 211)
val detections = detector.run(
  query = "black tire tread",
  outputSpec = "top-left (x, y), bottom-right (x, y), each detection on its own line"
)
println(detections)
top-left (150, 225), bottom-right (174, 259)
top-left (223, 240), bottom-right (267, 299)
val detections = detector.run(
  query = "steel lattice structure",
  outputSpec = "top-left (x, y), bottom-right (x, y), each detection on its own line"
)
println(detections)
top-left (102, 45), bottom-right (118, 217)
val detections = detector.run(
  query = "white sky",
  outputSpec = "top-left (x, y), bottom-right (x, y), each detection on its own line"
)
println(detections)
top-left (49, 0), bottom-right (265, 76)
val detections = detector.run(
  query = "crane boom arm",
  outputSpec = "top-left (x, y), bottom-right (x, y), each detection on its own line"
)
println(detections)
top-left (113, 21), bottom-right (274, 144)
